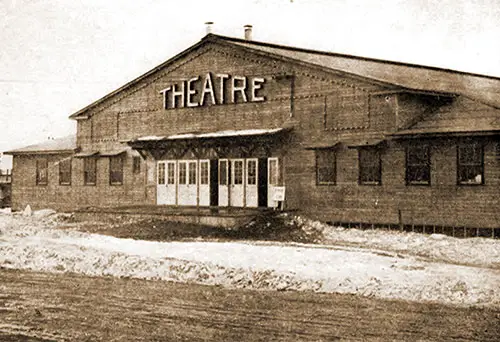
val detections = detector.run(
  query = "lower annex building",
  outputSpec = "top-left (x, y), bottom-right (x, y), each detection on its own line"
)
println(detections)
top-left (6, 28), bottom-right (500, 235)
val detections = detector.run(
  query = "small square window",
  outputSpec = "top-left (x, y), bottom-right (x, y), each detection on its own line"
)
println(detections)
top-left (316, 149), bottom-right (336, 185)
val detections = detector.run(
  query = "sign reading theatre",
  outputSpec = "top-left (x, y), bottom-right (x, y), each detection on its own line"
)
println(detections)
top-left (159, 73), bottom-right (266, 109)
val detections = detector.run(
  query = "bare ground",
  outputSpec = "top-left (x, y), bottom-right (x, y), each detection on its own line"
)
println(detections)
top-left (1, 268), bottom-right (499, 341)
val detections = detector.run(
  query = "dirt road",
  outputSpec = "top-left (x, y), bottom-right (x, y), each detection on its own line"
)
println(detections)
top-left (1, 269), bottom-right (499, 341)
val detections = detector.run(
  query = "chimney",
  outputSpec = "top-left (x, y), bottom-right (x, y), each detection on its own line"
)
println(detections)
top-left (205, 21), bottom-right (214, 35)
top-left (244, 24), bottom-right (253, 40)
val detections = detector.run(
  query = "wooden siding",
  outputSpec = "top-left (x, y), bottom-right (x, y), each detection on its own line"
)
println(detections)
top-left (11, 39), bottom-right (500, 231)
top-left (11, 153), bottom-right (151, 211)
top-left (286, 137), bottom-right (500, 228)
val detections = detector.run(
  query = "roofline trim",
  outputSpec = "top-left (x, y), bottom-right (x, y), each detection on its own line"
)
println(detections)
top-left (218, 34), bottom-right (500, 82)
top-left (5, 149), bottom-right (77, 156)
top-left (389, 130), bottom-right (500, 139)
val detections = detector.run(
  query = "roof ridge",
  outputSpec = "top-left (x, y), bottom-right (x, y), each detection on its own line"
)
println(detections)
top-left (210, 34), bottom-right (500, 82)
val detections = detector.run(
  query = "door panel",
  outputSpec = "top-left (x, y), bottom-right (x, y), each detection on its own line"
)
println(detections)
top-left (156, 161), bottom-right (167, 205)
top-left (178, 161), bottom-right (197, 206)
top-left (210, 160), bottom-right (218, 206)
top-left (268, 158), bottom-right (279, 207)
top-left (258, 158), bottom-right (268, 207)
top-left (245, 159), bottom-right (258, 207)
top-left (199, 160), bottom-right (210, 206)
top-left (230, 159), bottom-right (244, 207)
top-left (165, 161), bottom-right (177, 205)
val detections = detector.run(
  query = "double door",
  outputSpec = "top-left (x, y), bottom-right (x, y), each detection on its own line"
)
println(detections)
top-left (218, 158), bottom-right (259, 208)
top-left (156, 160), bottom-right (209, 206)
top-left (157, 158), bottom-right (279, 208)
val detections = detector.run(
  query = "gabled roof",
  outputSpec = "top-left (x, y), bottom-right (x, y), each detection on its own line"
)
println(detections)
top-left (69, 33), bottom-right (500, 120)
top-left (5, 136), bottom-right (77, 155)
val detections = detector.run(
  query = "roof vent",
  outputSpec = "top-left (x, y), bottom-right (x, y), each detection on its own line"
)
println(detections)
top-left (244, 24), bottom-right (253, 40)
top-left (205, 21), bottom-right (214, 34)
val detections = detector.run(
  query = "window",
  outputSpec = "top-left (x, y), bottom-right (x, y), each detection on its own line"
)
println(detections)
top-left (188, 161), bottom-right (197, 185)
top-left (247, 159), bottom-right (257, 185)
top-left (359, 147), bottom-right (381, 185)
top-left (406, 145), bottom-right (430, 185)
top-left (219, 160), bottom-right (228, 185)
top-left (316, 149), bottom-right (336, 185)
top-left (133, 156), bottom-right (141, 174)
top-left (84, 158), bottom-right (97, 185)
top-left (457, 142), bottom-right (483, 185)
top-left (178, 162), bottom-right (187, 185)
top-left (233, 160), bottom-right (243, 185)
top-left (157, 163), bottom-right (165, 185)
top-left (269, 158), bottom-right (279, 186)
top-left (36, 158), bottom-right (48, 185)
top-left (59, 158), bottom-right (72, 185)
top-left (200, 161), bottom-right (209, 185)
top-left (166, 162), bottom-right (175, 185)
top-left (109, 156), bottom-right (124, 185)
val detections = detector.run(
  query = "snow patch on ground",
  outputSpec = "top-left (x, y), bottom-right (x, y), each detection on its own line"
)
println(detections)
top-left (292, 216), bottom-right (500, 268)
top-left (0, 211), bottom-right (499, 308)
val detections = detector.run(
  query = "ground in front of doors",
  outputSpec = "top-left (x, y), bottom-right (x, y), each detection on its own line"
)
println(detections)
top-left (1, 210), bottom-right (500, 340)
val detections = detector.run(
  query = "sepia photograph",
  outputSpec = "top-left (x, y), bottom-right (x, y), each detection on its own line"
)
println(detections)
top-left (1, 0), bottom-right (499, 340)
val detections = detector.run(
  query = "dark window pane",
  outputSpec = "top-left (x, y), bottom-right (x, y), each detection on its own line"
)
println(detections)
top-left (247, 160), bottom-right (257, 185)
top-left (188, 161), bottom-right (197, 185)
top-left (59, 158), bottom-right (72, 185)
top-left (132, 156), bottom-right (141, 174)
top-left (233, 161), bottom-right (243, 185)
top-left (178, 163), bottom-right (187, 185)
top-left (84, 158), bottom-right (97, 185)
top-left (458, 143), bottom-right (483, 185)
top-left (359, 148), bottom-right (381, 184)
top-left (109, 156), bottom-right (123, 185)
top-left (157, 163), bottom-right (165, 185)
top-left (36, 158), bottom-right (48, 185)
top-left (219, 160), bottom-right (227, 185)
top-left (200, 162), bottom-right (209, 185)
top-left (316, 150), bottom-right (336, 184)
top-left (406, 145), bottom-right (430, 185)
top-left (167, 162), bottom-right (175, 185)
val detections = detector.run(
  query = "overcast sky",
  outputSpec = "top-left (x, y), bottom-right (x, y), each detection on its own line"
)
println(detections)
top-left (1, 0), bottom-right (499, 155)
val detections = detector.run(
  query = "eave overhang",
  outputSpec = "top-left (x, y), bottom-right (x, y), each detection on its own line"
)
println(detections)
top-left (128, 128), bottom-right (291, 150)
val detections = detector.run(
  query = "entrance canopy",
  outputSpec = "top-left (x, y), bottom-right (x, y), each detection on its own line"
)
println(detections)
top-left (127, 128), bottom-right (291, 160)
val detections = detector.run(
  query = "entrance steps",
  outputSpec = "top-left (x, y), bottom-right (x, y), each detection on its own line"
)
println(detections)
top-left (74, 205), bottom-right (268, 228)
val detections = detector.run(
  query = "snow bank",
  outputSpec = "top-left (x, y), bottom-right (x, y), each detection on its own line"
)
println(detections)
top-left (0, 214), bottom-right (499, 308)
top-left (292, 216), bottom-right (500, 268)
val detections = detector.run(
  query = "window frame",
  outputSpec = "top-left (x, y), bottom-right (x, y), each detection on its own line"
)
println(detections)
top-left (109, 155), bottom-right (124, 186)
top-left (315, 149), bottom-right (336, 186)
top-left (59, 157), bottom-right (72, 186)
top-left (83, 157), bottom-right (97, 186)
top-left (457, 141), bottom-right (484, 186)
top-left (36, 158), bottom-right (48, 186)
top-left (358, 147), bottom-right (382, 185)
top-left (405, 144), bottom-right (431, 186)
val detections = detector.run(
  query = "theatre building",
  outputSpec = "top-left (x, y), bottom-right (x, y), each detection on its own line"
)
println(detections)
top-left (6, 28), bottom-right (500, 236)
